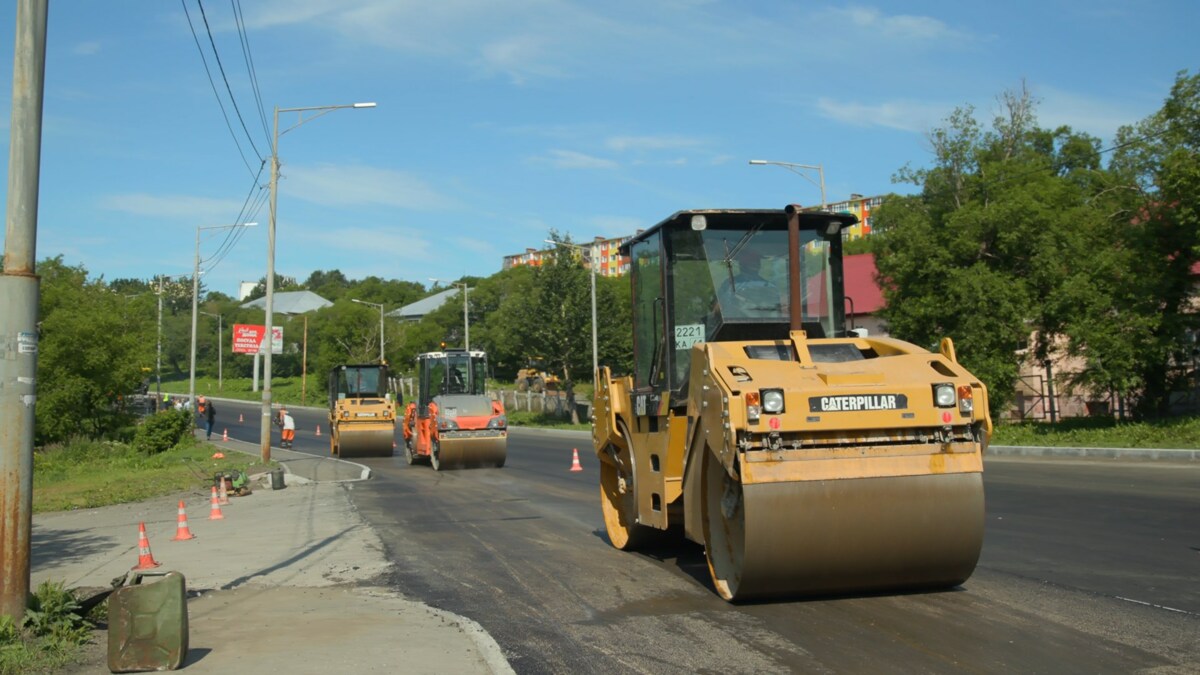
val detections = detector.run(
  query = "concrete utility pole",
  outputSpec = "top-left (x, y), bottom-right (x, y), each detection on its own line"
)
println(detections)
top-left (1, 0), bottom-right (49, 622)
top-left (262, 101), bottom-right (375, 463)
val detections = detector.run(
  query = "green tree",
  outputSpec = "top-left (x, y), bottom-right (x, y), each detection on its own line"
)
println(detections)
top-left (1073, 70), bottom-right (1200, 415)
top-left (36, 258), bottom-right (154, 444)
top-left (874, 84), bottom-right (1111, 417)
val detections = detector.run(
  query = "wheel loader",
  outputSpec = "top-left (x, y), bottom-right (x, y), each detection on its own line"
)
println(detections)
top-left (593, 205), bottom-right (991, 601)
top-left (515, 357), bottom-right (561, 393)
top-left (402, 348), bottom-right (507, 470)
top-left (328, 363), bottom-right (396, 458)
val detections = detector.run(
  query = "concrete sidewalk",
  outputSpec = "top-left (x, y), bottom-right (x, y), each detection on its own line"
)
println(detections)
top-left (31, 437), bottom-right (513, 674)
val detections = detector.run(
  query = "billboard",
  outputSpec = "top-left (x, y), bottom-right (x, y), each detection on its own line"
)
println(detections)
top-left (232, 324), bottom-right (283, 355)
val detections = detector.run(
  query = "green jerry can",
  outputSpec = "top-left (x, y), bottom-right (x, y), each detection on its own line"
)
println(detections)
top-left (107, 571), bottom-right (189, 672)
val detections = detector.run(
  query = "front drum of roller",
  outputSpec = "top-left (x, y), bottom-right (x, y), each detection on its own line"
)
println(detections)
top-left (703, 456), bottom-right (985, 601)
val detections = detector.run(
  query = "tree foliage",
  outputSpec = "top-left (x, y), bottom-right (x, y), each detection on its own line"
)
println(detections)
top-left (875, 73), bottom-right (1200, 418)
top-left (35, 257), bottom-right (155, 444)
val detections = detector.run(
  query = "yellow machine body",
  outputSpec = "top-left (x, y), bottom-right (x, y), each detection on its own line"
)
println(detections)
top-left (593, 206), bottom-right (991, 601)
top-left (328, 364), bottom-right (396, 458)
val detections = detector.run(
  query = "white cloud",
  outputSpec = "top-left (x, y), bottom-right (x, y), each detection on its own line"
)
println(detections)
top-left (293, 223), bottom-right (434, 261)
top-left (816, 97), bottom-right (947, 133)
top-left (532, 149), bottom-right (618, 170)
top-left (606, 135), bottom-right (705, 152)
top-left (99, 193), bottom-right (247, 221)
top-left (73, 41), bottom-right (101, 56)
top-left (586, 215), bottom-right (642, 237)
top-left (281, 164), bottom-right (457, 210)
top-left (820, 6), bottom-right (970, 43)
top-left (1032, 85), bottom-right (1150, 139)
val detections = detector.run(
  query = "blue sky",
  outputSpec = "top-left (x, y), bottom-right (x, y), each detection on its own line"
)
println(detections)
top-left (1, 1), bottom-right (1196, 298)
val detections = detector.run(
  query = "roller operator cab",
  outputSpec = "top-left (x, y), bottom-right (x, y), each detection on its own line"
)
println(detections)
top-left (403, 349), bottom-right (507, 470)
top-left (593, 205), bottom-right (992, 601)
top-left (328, 364), bottom-right (397, 458)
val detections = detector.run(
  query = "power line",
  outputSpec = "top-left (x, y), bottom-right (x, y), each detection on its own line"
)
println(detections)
top-left (232, 0), bottom-right (272, 145)
top-left (181, 0), bottom-right (257, 178)
top-left (195, 0), bottom-right (264, 161)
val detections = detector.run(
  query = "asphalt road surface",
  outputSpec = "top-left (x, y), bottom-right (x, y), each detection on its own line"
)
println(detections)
top-left (210, 398), bottom-right (1200, 673)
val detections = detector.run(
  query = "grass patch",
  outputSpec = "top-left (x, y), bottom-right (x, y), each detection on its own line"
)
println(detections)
top-left (34, 436), bottom-right (267, 514)
top-left (992, 416), bottom-right (1200, 449)
top-left (157, 373), bottom-right (320, 408)
top-left (507, 410), bottom-right (590, 432)
top-left (0, 581), bottom-right (95, 675)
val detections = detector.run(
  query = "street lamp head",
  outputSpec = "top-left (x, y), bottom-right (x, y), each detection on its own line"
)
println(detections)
top-left (748, 159), bottom-right (768, 165)
top-left (353, 102), bottom-right (377, 108)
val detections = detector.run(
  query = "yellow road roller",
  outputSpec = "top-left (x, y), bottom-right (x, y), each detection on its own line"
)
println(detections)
top-left (593, 205), bottom-right (991, 601)
top-left (328, 363), bottom-right (396, 458)
top-left (402, 348), bottom-right (507, 470)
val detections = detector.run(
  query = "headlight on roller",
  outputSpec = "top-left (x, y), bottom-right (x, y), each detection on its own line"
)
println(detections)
top-left (438, 418), bottom-right (459, 431)
top-left (487, 415), bottom-right (507, 429)
top-left (933, 383), bottom-right (956, 408)
top-left (761, 389), bottom-right (785, 414)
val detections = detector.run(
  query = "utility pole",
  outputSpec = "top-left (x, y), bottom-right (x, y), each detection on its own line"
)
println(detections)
top-left (1, 0), bottom-right (48, 622)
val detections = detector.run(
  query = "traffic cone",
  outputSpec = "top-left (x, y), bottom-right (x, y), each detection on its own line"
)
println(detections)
top-left (239, 413), bottom-right (244, 423)
top-left (222, 428), bottom-right (229, 442)
top-left (570, 448), bottom-right (583, 472)
top-left (171, 500), bottom-right (195, 541)
top-left (219, 477), bottom-right (230, 505)
top-left (132, 522), bottom-right (161, 570)
top-left (208, 485), bottom-right (224, 520)
top-left (316, 425), bottom-right (321, 437)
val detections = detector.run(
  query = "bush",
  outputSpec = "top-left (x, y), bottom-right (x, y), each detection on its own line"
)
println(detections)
top-left (133, 409), bottom-right (193, 455)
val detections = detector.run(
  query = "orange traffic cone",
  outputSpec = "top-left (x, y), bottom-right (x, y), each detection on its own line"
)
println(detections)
top-left (239, 413), bottom-right (244, 423)
top-left (132, 522), bottom-right (161, 570)
top-left (316, 425), bottom-right (321, 437)
top-left (208, 485), bottom-right (225, 520)
top-left (218, 477), bottom-right (230, 505)
top-left (171, 501), bottom-right (195, 541)
top-left (570, 448), bottom-right (583, 472)
top-left (222, 428), bottom-right (229, 442)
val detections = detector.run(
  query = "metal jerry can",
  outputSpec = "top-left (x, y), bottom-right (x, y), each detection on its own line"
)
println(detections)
top-left (107, 571), bottom-right (189, 672)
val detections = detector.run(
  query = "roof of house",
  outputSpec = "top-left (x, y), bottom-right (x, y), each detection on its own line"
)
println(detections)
top-left (388, 287), bottom-right (460, 321)
top-left (240, 290), bottom-right (332, 315)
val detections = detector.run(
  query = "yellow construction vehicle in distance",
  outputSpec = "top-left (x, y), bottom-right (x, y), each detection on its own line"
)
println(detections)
top-left (515, 357), bottom-right (561, 393)
top-left (328, 363), bottom-right (396, 458)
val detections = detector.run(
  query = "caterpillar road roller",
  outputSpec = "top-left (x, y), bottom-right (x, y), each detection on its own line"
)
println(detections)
top-left (403, 348), bottom-right (507, 470)
top-left (593, 205), bottom-right (991, 601)
top-left (328, 363), bottom-right (397, 458)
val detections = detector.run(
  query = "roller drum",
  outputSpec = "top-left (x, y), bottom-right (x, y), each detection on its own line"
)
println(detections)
top-left (434, 433), bottom-right (507, 469)
top-left (334, 427), bottom-right (395, 458)
top-left (704, 457), bottom-right (984, 601)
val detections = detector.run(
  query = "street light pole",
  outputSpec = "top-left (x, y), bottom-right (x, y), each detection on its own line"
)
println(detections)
top-left (190, 222), bottom-right (255, 410)
top-left (351, 299), bottom-right (385, 362)
top-left (200, 311), bottom-right (223, 389)
top-left (748, 159), bottom-right (827, 210)
top-left (545, 239), bottom-right (598, 379)
top-left (262, 101), bottom-right (375, 463)
top-left (429, 279), bottom-right (470, 350)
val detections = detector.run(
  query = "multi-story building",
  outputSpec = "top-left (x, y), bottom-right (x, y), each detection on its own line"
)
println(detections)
top-left (502, 234), bottom-right (634, 277)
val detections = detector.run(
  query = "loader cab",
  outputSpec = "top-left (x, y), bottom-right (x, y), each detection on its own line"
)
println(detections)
top-left (623, 207), bottom-right (856, 403)
top-left (328, 364), bottom-right (391, 406)
top-left (415, 349), bottom-right (489, 412)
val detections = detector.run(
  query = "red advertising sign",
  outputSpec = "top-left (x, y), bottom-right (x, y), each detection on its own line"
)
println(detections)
top-left (232, 324), bottom-right (283, 354)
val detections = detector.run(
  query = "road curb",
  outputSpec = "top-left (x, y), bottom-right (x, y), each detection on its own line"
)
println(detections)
top-left (988, 445), bottom-right (1198, 461)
